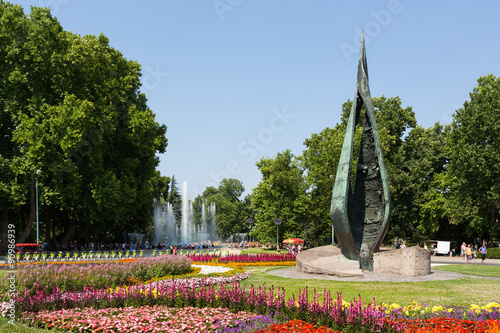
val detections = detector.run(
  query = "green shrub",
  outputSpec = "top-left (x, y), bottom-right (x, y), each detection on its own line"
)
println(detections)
top-left (475, 246), bottom-right (500, 259)
top-left (486, 247), bottom-right (500, 259)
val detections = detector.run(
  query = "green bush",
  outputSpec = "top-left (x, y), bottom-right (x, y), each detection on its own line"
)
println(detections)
top-left (475, 246), bottom-right (500, 259)
top-left (486, 247), bottom-right (500, 259)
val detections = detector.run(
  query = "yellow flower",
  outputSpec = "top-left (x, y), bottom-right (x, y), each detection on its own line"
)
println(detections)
top-left (432, 305), bottom-right (444, 313)
top-left (389, 303), bottom-right (401, 311)
top-left (485, 302), bottom-right (500, 309)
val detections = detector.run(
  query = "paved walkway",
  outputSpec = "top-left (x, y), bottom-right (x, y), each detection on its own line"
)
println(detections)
top-left (429, 255), bottom-right (500, 266)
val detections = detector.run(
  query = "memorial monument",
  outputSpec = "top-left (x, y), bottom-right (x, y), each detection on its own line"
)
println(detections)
top-left (330, 33), bottom-right (391, 271)
top-left (297, 34), bottom-right (430, 277)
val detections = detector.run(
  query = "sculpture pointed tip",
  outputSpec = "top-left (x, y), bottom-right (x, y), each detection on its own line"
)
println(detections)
top-left (359, 31), bottom-right (365, 60)
top-left (357, 31), bottom-right (368, 84)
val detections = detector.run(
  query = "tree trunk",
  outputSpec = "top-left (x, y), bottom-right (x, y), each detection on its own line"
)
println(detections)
top-left (44, 209), bottom-right (51, 250)
top-left (0, 209), bottom-right (8, 254)
top-left (50, 216), bottom-right (56, 251)
top-left (60, 220), bottom-right (76, 249)
top-left (17, 175), bottom-right (36, 243)
top-left (490, 205), bottom-right (497, 244)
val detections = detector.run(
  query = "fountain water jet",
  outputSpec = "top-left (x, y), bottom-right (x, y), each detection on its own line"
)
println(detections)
top-left (152, 181), bottom-right (220, 245)
top-left (181, 181), bottom-right (189, 244)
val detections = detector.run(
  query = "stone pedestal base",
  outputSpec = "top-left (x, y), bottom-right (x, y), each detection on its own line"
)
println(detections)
top-left (373, 246), bottom-right (431, 277)
top-left (296, 245), bottom-right (363, 277)
top-left (296, 245), bottom-right (431, 278)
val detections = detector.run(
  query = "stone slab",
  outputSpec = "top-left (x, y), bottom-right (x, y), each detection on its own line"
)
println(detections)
top-left (373, 246), bottom-right (431, 277)
top-left (296, 245), bottom-right (363, 277)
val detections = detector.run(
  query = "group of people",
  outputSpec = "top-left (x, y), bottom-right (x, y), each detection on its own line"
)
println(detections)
top-left (277, 243), bottom-right (302, 255)
top-left (461, 242), bottom-right (488, 263)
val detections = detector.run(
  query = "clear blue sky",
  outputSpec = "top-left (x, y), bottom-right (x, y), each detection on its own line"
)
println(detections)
top-left (13, 0), bottom-right (500, 199)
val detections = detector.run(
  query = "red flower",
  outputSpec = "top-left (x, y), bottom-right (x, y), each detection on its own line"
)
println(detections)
top-left (393, 318), bottom-right (500, 333)
top-left (253, 319), bottom-right (342, 333)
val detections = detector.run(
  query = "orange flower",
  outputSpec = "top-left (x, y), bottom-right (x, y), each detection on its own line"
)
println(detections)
top-left (399, 318), bottom-right (500, 333)
top-left (253, 319), bottom-right (342, 333)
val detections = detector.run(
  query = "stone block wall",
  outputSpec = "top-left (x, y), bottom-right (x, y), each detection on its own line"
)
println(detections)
top-left (373, 246), bottom-right (430, 276)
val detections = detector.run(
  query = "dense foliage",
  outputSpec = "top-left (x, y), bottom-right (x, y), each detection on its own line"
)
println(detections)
top-left (0, 2), bottom-right (168, 252)
top-left (193, 178), bottom-right (252, 240)
top-left (250, 80), bottom-right (500, 246)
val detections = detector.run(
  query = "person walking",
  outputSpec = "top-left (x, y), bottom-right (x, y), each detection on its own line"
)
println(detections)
top-left (479, 244), bottom-right (488, 263)
top-left (461, 242), bottom-right (466, 258)
top-left (466, 244), bottom-right (472, 263)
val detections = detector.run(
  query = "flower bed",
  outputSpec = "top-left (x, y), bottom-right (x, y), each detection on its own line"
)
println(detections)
top-left (189, 253), bottom-right (296, 264)
top-left (399, 317), bottom-right (500, 333)
top-left (192, 261), bottom-right (297, 268)
top-left (13, 283), bottom-right (403, 332)
top-left (23, 305), bottom-right (262, 332)
top-left (0, 258), bottom-right (134, 269)
top-left (253, 319), bottom-right (342, 333)
top-left (0, 255), bottom-right (192, 298)
top-left (2, 254), bottom-right (499, 332)
top-left (382, 301), bottom-right (500, 321)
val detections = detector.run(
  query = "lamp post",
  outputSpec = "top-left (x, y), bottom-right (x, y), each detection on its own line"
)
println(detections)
top-left (273, 218), bottom-right (282, 249)
top-left (331, 223), bottom-right (335, 246)
top-left (36, 169), bottom-right (41, 252)
top-left (324, 220), bottom-right (335, 246)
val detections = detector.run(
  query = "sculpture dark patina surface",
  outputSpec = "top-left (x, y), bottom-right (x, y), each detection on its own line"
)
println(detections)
top-left (330, 33), bottom-right (391, 271)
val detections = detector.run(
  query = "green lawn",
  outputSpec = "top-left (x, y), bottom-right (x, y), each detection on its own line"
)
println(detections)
top-left (432, 264), bottom-right (500, 278)
top-left (240, 266), bottom-right (500, 309)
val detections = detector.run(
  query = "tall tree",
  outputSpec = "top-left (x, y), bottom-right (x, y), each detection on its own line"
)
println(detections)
top-left (251, 150), bottom-right (310, 245)
top-left (390, 123), bottom-right (450, 243)
top-left (300, 126), bottom-right (344, 246)
top-left (0, 3), bottom-right (167, 251)
top-left (196, 179), bottom-right (247, 240)
top-left (150, 172), bottom-right (171, 203)
top-left (445, 74), bottom-right (500, 242)
top-left (167, 175), bottom-right (182, 224)
top-left (219, 178), bottom-right (246, 239)
top-left (219, 178), bottom-right (244, 202)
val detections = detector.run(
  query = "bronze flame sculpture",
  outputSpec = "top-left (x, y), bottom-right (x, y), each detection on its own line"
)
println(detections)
top-left (330, 33), bottom-right (391, 271)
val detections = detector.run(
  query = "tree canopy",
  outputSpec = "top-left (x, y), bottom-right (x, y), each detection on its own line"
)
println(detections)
top-left (445, 74), bottom-right (500, 241)
top-left (251, 150), bottom-right (310, 245)
top-left (0, 3), bottom-right (167, 251)
top-left (192, 179), bottom-right (249, 241)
